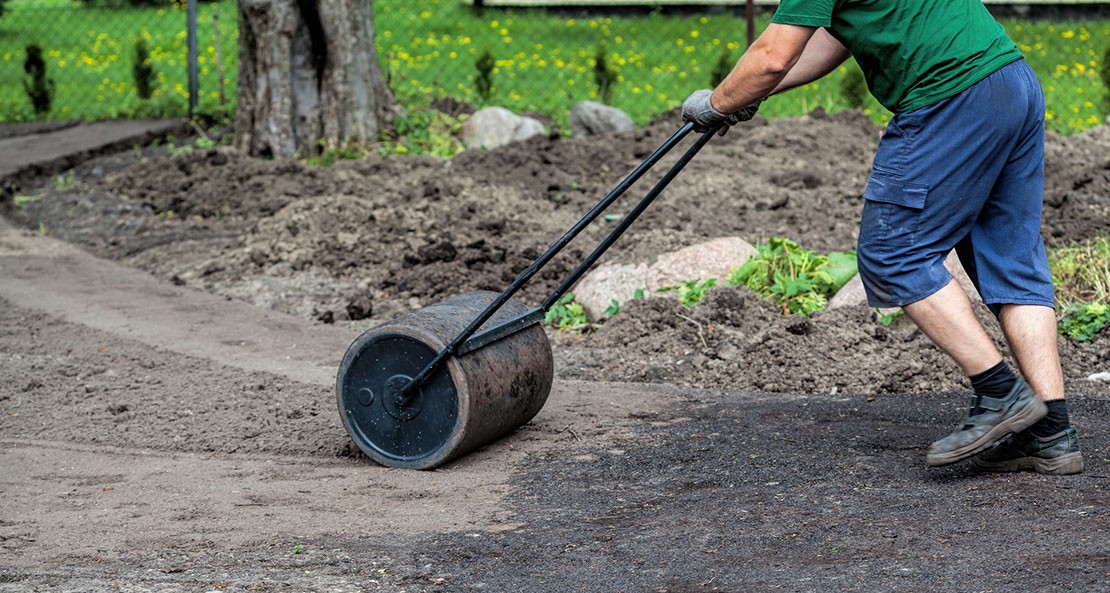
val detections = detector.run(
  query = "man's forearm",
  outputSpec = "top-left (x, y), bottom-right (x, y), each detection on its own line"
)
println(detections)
top-left (708, 25), bottom-right (852, 113)
top-left (709, 23), bottom-right (818, 113)
top-left (770, 28), bottom-right (851, 95)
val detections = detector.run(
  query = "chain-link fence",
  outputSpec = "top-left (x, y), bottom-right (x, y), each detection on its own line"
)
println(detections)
top-left (374, 1), bottom-right (758, 127)
top-left (1, 0), bottom-right (236, 122)
top-left (1, 0), bottom-right (762, 126)
top-left (3, 1), bottom-right (1104, 132)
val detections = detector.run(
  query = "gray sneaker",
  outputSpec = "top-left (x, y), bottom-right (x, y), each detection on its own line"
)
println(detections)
top-left (972, 427), bottom-right (1084, 475)
top-left (926, 377), bottom-right (1047, 467)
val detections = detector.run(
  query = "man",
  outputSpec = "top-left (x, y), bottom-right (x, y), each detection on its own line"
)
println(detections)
top-left (682, 0), bottom-right (1083, 474)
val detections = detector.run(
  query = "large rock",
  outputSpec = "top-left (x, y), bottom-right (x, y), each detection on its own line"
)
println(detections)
top-left (827, 250), bottom-right (982, 311)
top-left (567, 101), bottom-right (636, 137)
top-left (573, 237), bottom-right (757, 321)
top-left (461, 107), bottom-right (546, 150)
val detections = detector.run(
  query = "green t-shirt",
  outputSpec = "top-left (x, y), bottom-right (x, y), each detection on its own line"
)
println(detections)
top-left (771, 0), bottom-right (1023, 113)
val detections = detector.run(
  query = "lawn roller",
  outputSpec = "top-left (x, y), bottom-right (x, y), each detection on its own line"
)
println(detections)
top-left (336, 121), bottom-right (717, 469)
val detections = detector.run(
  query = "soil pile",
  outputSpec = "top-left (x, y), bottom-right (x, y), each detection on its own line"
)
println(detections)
top-left (8, 109), bottom-right (1110, 395)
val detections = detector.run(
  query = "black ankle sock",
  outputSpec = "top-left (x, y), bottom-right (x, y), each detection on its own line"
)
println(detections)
top-left (968, 361), bottom-right (1018, 414)
top-left (1028, 399), bottom-right (1071, 438)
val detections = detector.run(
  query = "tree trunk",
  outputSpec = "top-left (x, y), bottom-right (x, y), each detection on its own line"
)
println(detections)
top-left (235, 0), bottom-right (397, 158)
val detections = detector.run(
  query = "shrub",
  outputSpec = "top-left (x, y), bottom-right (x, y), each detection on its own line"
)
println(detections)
top-left (475, 49), bottom-right (494, 103)
top-left (133, 39), bottom-right (156, 100)
top-left (710, 47), bottom-right (734, 87)
top-left (839, 61), bottom-right (868, 110)
top-left (22, 44), bottom-right (55, 116)
top-left (593, 43), bottom-right (617, 103)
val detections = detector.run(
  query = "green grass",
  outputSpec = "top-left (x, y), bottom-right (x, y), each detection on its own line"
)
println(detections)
top-left (1, 0), bottom-right (1107, 135)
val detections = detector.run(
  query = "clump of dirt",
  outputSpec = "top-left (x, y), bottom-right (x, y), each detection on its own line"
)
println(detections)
top-left (9, 108), bottom-right (1110, 396)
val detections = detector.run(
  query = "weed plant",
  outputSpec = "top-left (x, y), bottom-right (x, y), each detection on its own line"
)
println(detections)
top-left (545, 292), bottom-right (589, 331)
top-left (657, 278), bottom-right (717, 308)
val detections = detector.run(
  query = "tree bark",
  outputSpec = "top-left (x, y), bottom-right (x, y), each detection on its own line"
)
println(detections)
top-left (235, 0), bottom-right (397, 158)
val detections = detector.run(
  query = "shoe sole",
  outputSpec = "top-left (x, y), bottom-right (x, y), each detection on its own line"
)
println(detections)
top-left (972, 451), bottom-right (1084, 475)
top-left (926, 397), bottom-right (1048, 467)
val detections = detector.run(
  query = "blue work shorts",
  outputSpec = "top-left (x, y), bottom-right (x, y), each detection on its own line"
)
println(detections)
top-left (856, 59), bottom-right (1055, 314)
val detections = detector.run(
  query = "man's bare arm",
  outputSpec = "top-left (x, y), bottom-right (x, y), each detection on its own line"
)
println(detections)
top-left (770, 28), bottom-right (851, 95)
top-left (709, 23), bottom-right (818, 113)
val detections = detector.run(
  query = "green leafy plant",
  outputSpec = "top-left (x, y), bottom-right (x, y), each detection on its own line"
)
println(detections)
top-left (475, 49), bottom-right (495, 103)
top-left (1058, 303), bottom-right (1110, 342)
top-left (839, 61), bottom-right (868, 110)
top-left (380, 108), bottom-right (466, 159)
top-left (604, 299), bottom-right (620, 317)
top-left (13, 193), bottom-right (42, 209)
top-left (53, 173), bottom-right (76, 191)
top-left (132, 39), bottom-right (156, 101)
top-left (22, 44), bottom-right (55, 115)
top-left (875, 308), bottom-right (904, 326)
top-left (726, 237), bottom-right (857, 316)
top-left (292, 543), bottom-right (304, 555)
top-left (593, 43), bottom-right (617, 103)
top-left (544, 292), bottom-right (589, 331)
top-left (657, 278), bottom-right (717, 308)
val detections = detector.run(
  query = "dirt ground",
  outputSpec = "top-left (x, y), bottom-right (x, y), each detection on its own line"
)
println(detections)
top-left (1, 109), bottom-right (1108, 592)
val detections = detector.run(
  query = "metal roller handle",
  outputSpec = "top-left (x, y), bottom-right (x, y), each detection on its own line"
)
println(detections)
top-left (400, 121), bottom-right (719, 400)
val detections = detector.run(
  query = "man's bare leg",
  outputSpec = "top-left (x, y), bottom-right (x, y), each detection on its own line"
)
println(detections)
top-left (998, 304), bottom-right (1065, 401)
top-left (901, 279), bottom-right (1047, 467)
top-left (975, 304), bottom-right (1082, 474)
top-left (901, 279), bottom-right (1002, 376)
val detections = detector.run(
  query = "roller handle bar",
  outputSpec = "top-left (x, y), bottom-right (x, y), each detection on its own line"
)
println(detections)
top-left (401, 121), bottom-right (713, 399)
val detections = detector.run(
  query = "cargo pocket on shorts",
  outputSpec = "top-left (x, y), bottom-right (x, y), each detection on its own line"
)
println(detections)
top-left (859, 167), bottom-right (929, 247)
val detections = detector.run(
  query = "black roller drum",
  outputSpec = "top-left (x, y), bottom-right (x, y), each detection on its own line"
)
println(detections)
top-left (336, 291), bottom-right (554, 469)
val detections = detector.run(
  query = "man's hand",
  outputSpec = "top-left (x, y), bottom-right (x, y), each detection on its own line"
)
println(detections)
top-left (681, 89), bottom-right (761, 135)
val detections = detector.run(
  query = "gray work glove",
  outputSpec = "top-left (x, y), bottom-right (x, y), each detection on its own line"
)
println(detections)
top-left (681, 89), bottom-right (761, 135)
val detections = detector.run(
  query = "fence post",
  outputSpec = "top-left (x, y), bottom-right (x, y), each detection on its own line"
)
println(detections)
top-left (187, 0), bottom-right (199, 118)
top-left (746, 0), bottom-right (754, 47)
